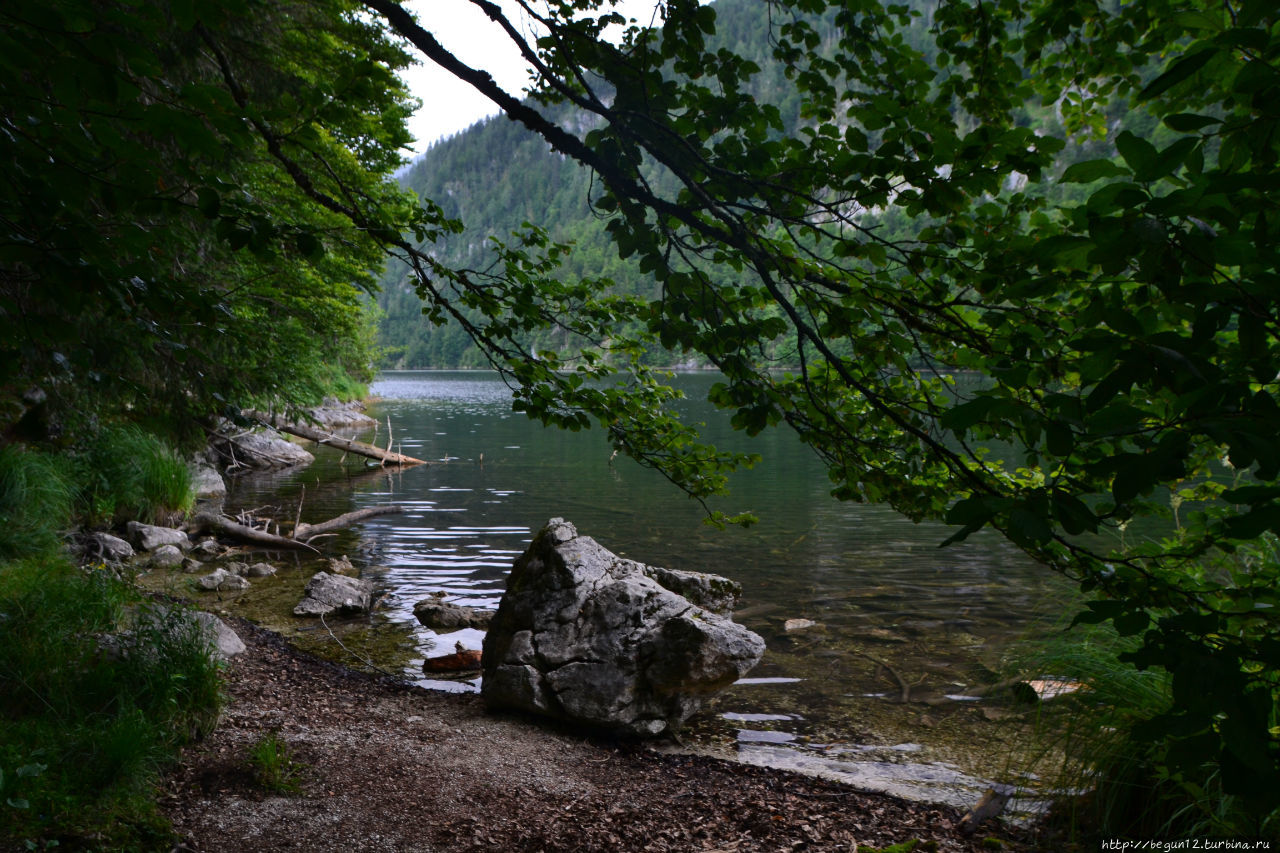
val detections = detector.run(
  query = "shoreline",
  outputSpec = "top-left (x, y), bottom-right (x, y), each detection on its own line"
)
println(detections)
top-left (161, 613), bottom-right (1040, 852)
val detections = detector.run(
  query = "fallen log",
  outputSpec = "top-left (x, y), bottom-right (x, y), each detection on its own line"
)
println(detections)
top-left (293, 505), bottom-right (406, 541)
top-left (423, 648), bottom-right (483, 673)
top-left (188, 512), bottom-right (319, 553)
top-left (246, 411), bottom-right (427, 467)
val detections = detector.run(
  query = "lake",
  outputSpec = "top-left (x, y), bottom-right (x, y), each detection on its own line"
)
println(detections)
top-left (224, 370), bottom-right (1074, 811)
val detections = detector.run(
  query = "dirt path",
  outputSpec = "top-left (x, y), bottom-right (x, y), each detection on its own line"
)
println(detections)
top-left (161, 619), bottom-right (1038, 852)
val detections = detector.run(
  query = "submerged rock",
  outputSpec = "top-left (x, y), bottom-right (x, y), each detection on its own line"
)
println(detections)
top-left (197, 568), bottom-right (250, 591)
top-left (327, 555), bottom-right (358, 577)
top-left (481, 518), bottom-right (765, 737)
top-left (293, 571), bottom-right (374, 617)
top-left (246, 562), bottom-right (277, 578)
top-left (224, 560), bottom-right (276, 578)
top-left (150, 544), bottom-right (185, 569)
top-left (413, 593), bottom-right (492, 632)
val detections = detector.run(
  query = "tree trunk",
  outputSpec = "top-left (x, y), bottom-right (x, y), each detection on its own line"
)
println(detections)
top-left (246, 411), bottom-right (427, 466)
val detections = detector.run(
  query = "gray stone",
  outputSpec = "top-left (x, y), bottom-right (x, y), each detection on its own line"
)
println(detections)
top-left (150, 544), bottom-right (184, 568)
top-left (126, 521), bottom-right (191, 552)
top-left (197, 568), bottom-right (250, 591)
top-left (223, 560), bottom-right (274, 579)
top-left (327, 555), bottom-right (357, 576)
top-left (189, 462), bottom-right (226, 499)
top-left (189, 610), bottom-right (247, 659)
top-left (230, 427), bottom-right (312, 468)
top-left (293, 571), bottom-right (374, 617)
top-left (140, 606), bottom-right (246, 660)
top-left (88, 532), bottom-right (134, 562)
top-left (640, 564), bottom-right (742, 616)
top-left (215, 427), bottom-right (313, 470)
top-left (191, 537), bottom-right (221, 557)
top-left (304, 398), bottom-right (377, 428)
top-left (481, 518), bottom-right (765, 737)
top-left (100, 606), bottom-right (245, 664)
top-left (413, 594), bottom-right (492, 632)
top-left (181, 557), bottom-right (204, 574)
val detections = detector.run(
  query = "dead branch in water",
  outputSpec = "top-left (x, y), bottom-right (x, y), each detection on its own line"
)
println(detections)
top-left (188, 511), bottom-right (320, 553)
top-left (293, 505), bottom-right (406, 541)
top-left (854, 651), bottom-right (911, 703)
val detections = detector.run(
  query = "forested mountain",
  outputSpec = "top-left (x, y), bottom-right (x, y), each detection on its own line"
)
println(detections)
top-left (375, 0), bottom-right (1129, 368)
top-left (377, 0), bottom-right (818, 367)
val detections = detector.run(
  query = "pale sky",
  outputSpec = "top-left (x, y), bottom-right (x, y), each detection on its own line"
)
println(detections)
top-left (399, 0), bottom-right (663, 151)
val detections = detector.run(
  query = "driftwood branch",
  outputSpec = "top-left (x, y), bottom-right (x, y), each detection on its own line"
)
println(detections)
top-left (855, 651), bottom-right (911, 703)
top-left (245, 411), bottom-right (427, 467)
top-left (188, 511), bottom-right (320, 553)
top-left (293, 505), bottom-right (406, 541)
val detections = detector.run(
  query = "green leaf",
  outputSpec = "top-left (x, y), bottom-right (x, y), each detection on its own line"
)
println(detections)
top-left (1070, 599), bottom-right (1124, 628)
top-left (1008, 506), bottom-right (1053, 545)
top-left (1114, 608), bottom-right (1150, 636)
top-left (1139, 48), bottom-right (1219, 101)
top-left (1163, 113), bottom-right (1222, 132)
top-left (1052, 492), bottom-right (1097, 535)
top-left (1114, 131), bottom-right (1159, 178)
top-left (196, 187), bottom-right (220, 218)
top-left (295, 232), bottom-right (324, 260)
top-left (1060, 159), bottom-right (1128, 184)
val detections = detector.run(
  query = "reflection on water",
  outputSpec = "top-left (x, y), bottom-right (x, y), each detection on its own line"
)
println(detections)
top-left (224, 370), bottom-right (1073, 806)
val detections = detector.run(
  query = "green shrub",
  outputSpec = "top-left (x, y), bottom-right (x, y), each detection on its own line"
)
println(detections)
top-left (73, 424), bottom-right (194, 526)
top-left (0, 445), bottom-right (73, 560)
top-left (0, 557), bottom-right (224, 848)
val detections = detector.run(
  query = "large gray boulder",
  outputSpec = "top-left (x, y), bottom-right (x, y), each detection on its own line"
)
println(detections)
top-left (188, 462), bottom-right (226, 500)
top-left (213, 427), bottom-right (313, 470)
top-left (481, 518), bottom-right (765, 736)
top-left (293, 571), bottom-right (374, 617)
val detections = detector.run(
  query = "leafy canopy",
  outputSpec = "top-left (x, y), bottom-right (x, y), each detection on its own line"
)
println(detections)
top-left (0, 0), bottom-right (419, 437)
top-left (365, 0), bottom-right (1280, 821)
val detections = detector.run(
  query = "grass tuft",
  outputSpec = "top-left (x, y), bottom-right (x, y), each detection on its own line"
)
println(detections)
top-left (247, 730), bottom-right (304, 794)
top-left (73, 424), bottom-right (194, 526)
top-left (0, 445), bottom-right (74, 560)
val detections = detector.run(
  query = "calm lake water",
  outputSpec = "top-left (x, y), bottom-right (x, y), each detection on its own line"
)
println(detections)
top-left (225, 370), bottom-right (1074, 810)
